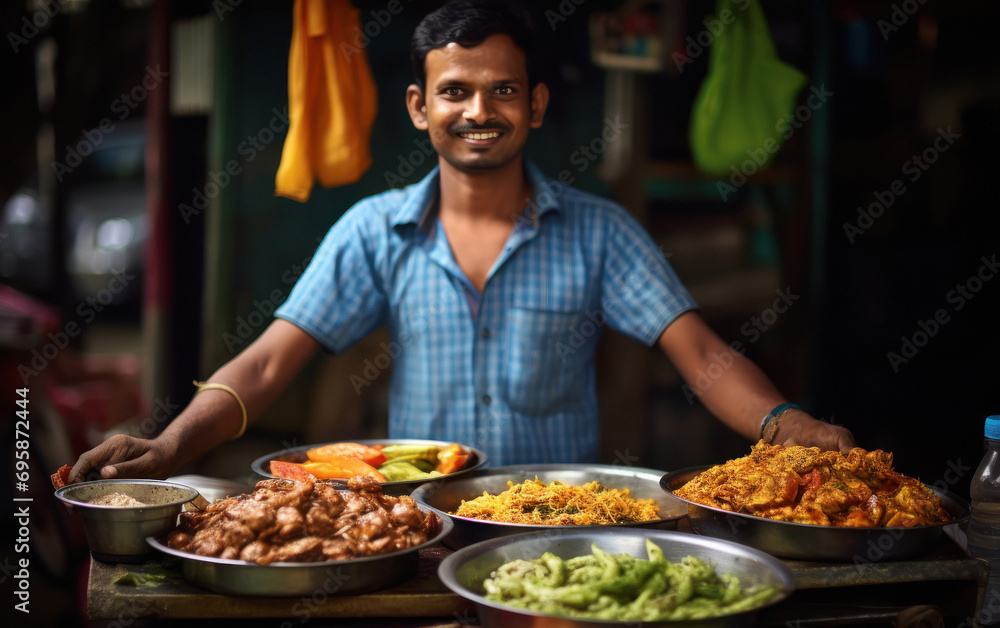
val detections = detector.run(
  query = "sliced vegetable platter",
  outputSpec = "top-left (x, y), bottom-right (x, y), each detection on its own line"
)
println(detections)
top-left (250, 439), bottom-right (488, 496)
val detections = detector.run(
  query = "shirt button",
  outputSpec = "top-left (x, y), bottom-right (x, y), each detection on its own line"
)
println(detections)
top-left (482, 394), bottom-right (491, 405)
top-left (480, 327), bottom-right (490, 338)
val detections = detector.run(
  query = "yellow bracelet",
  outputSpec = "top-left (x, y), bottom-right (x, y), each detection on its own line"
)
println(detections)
top-left (193, 380), bottom-right (248, 440)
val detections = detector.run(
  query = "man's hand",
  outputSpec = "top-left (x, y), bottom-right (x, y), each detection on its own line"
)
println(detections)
top-left (772, 410), bottom-right (856, 454)
top-left (68, 433), bottom-right (179, 484)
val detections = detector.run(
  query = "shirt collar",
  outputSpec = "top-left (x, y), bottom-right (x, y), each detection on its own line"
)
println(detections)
top-left (390, 159), bottom-right (563, 234)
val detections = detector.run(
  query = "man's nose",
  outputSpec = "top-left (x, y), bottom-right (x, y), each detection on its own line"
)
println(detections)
top-left (463, 92), bottom-right (495, 125)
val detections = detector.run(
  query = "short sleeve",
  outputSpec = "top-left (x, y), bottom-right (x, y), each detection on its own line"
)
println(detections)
top-left (599, 206), bottom-right (698, 345)
top-left (275, 203), bottom-right (388, 353)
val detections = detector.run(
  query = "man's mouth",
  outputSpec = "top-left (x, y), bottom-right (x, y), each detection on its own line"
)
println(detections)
top-left (458, 131), bottom-right (502, 140)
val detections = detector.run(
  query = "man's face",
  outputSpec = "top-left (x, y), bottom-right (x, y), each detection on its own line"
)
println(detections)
top-left (407, 33), bottom-right (548, 173)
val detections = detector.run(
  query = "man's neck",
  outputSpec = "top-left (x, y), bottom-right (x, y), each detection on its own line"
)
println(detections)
top-left (437, 157), bottom-right (532, 223)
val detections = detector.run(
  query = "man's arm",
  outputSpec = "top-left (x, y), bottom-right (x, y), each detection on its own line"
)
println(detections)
top-left (69, 319), bottom-right (322, 482)
top-left (657, 310), bottom-right (855, 453)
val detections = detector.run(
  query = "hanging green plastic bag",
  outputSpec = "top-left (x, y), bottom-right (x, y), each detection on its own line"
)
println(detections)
top-left (689, 0), bottom-right (807, 176)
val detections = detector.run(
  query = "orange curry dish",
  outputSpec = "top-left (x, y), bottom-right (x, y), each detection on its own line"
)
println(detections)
top-left (674, 441), bottom-right (953, 528)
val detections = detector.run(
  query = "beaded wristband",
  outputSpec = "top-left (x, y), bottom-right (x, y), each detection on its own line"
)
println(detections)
top-left (760, 402), bottom-right (801, 443)
top-left (193, 380), bottom-right (248, 440)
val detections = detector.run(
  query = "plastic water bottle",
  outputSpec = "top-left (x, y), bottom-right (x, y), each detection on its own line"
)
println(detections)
top-left (969, 415), bottom-right (1000, 625)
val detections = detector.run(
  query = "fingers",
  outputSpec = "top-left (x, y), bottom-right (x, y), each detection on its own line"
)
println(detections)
top-left (68, 434), bottom-right (149, 484)
top-left (837, 428), bottom-right (858, 454)
top-left (68, 439), bottom-right (116, 484)
top-left (100, 450), bottom-right (168, 480)
top-left (776, 417), bottom-right (855, 454)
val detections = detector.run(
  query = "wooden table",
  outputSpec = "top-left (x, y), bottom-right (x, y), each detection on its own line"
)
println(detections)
top-left (87, 529), bottom-right (989, 626)
top-left (87, 545), bottom-right (472, 623)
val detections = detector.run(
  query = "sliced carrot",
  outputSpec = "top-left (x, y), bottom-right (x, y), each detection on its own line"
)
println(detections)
top-left (435, 444), bottom-right (469, 475)
top-left (270, 460), bottom-right (317, 483)
top-left (307, 442), bottom-right (386, 467)
top-left (302, 457), bottom-right (387, 482)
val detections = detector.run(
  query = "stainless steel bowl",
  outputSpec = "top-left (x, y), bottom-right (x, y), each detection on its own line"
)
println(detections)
top-left (439, 527), bottom-right (795, 627)
top-left (250, 438), bottom-right (488, 497)
top-left (54, 479), bottom-right (200, 564)
top-left (661, 466), bottom-right (971, 562)
top-left (145, 504), bottom-right (454, 596)
top-left (410, 464), bottom-right (688, 550)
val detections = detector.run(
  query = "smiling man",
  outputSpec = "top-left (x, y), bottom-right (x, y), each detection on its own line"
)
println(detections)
top-left (68, 0), bottom-right (853, 483)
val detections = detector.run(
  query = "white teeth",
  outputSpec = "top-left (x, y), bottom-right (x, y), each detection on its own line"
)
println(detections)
top-left (461, 132), bottom-right (500, 140)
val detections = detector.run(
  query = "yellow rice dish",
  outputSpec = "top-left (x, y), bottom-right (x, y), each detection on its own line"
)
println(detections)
top-left (453, 477), bottom-right (660, 525)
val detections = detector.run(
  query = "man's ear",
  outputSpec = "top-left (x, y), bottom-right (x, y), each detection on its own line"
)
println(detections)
top-left (406, 84), bottom-right (428, 131)
top-left (529, 82), bottom-right (550, 129)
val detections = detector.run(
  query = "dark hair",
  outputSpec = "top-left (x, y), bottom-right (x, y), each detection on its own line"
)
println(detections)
top-left (410, 1), bottom-right (540, 89)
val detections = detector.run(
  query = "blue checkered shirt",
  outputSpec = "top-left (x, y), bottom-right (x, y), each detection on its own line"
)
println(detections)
top-left (275, 162), bottom-right (697, 465)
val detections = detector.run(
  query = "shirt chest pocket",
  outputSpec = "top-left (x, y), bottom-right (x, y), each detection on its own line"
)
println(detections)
top-left (504, 307), bottom-right (592, 416)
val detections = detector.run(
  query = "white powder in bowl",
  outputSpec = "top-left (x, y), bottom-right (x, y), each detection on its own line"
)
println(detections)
top-left (88, 492), bottom-right (147, 507)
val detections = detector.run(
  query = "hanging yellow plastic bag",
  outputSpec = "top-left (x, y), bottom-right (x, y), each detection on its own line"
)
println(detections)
top-left (689, 0), bottom-right (806, 176)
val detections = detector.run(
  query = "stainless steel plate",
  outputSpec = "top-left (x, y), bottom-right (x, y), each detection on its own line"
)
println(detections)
top-left (439, 527), bottom-right (795, 628)
top-left (250, 438), bottom-right (487, 497)
top-left (55, 479), bottom-right (200, 564)
top-left (410, 464), bottom-right (688, 550)
top-left (146, 503), bottom-right (454, 596)
top-left (661, 466), bottom-right (971, 562)
top-left (166, 474), bottom-right (253, 503)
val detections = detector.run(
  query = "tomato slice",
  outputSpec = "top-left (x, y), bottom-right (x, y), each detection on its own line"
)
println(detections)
top-left (270, 460), bottom-right (317, 483)
top-left (307, 442), bottom-right (387, 467)
top-left (51, 464), bottom-right (72, 490)
top-left (302, 456), bottom-right (387, 482)
top-left (435, 444), bottom-right (469, 475)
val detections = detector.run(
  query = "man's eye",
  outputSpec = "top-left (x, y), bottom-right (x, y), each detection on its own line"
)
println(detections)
top-left (495, 86), bottom-right (513, 95)
top-left (443, 87), bottom-right (461, 96)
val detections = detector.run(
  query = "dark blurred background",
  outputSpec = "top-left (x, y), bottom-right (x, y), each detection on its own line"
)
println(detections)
top-left (1, 0), bottom-right (998, 623)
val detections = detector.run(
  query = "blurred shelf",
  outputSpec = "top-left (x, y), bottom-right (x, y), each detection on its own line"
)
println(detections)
top-left (591, 51), bottom-right (665, 73)
top-left (643, 159), bottom-right (803, 185)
